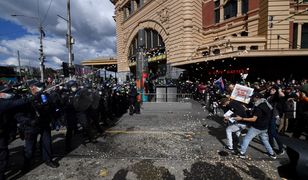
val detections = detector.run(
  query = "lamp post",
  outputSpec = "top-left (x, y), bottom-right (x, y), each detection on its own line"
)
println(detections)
top-left (11, 14), bottom-right (45, 82)
top-left (57, 0), bottom-right (74, 78)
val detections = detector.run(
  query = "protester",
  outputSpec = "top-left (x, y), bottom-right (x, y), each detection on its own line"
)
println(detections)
top-left (234, 92), bottom-right (277, 159)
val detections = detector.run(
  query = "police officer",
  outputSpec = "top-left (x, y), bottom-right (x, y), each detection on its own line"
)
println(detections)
top-left (22, 81), bottom-right (59, 171)
top-left (0, 86), bottom-right (28, 180)
top-left (63, 80), bottom-right (79, 152)
top-left (129, 83), bottom-right (140, 115)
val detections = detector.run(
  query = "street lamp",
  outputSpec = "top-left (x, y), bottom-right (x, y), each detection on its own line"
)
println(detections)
top-left (11, 14), bottom-right (46, 82)
top-left (57, 0), bottom-right (74, 79)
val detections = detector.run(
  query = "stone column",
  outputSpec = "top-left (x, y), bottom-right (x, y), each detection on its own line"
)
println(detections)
top-left (220, 0), bottom-right (224, 22)
top-left (237, 0), bottom-right (242, 17)
top-left (297, 23), bottom-right (303, 49)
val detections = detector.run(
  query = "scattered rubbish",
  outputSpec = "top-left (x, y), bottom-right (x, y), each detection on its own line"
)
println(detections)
top-left (99, 167), bottom-right (108, 177)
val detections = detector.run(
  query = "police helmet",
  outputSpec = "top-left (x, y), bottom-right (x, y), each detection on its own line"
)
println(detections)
top-left (66, 80), bottom-right (78, 89)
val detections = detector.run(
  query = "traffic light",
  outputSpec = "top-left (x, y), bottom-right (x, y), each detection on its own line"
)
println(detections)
top-left (68, 66), bottom-right (75, 75)
top-left (62, 62), bottom-right (69, 77)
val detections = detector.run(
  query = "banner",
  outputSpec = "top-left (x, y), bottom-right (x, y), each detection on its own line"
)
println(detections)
top-left (230, 84), bottom-right (254, 104)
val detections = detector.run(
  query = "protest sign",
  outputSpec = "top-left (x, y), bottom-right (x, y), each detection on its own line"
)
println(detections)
top-left (230, 84), bottom-right (254, 104)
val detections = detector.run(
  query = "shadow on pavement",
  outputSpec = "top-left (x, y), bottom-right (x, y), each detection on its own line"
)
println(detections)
top-left (183, 161), bottom-right (242, 180)
top-left (6, 116), bottom-right (122, 180)
top-left (112, 160), bottom-right (175, 180)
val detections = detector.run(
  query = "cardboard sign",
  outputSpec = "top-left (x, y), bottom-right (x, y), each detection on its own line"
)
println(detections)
top-left (230, 84), bottom-right (254, 104)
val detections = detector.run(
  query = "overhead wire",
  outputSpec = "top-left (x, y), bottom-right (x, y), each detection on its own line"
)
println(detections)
top-left (42, 0), bottom-right (54, 25)
top-left (37, 0), bottom-right (41, 23)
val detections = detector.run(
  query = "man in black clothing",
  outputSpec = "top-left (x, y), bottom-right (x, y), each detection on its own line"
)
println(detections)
top-left (21, 82), bottom-right (59, 171)
top-left (0, 86), bottom-right (28, 180)
top-left (129, 83), bottom-right (140, 115)
top-left (235, 92), bottom-right (277, 159)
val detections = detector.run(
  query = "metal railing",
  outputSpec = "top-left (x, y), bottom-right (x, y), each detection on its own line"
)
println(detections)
top-left (142, 93), bottom-right (193, 102)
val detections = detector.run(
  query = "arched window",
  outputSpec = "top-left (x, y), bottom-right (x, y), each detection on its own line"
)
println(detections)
top-left (128, 29), bottom-right (165, 62)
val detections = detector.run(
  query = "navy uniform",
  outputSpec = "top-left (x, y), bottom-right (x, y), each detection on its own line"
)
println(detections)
top-left (62, 81), bottom-right (78, 152)
top-left (0, 87), bottom-right (28, 180)
top-left (21, 82), bottom-right (59, 171)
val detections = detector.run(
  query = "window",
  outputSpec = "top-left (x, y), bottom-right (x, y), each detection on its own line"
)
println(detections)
top-left (301, 23), bottom-right (308, 48)
top-left (146, 30), bottom-right (152, 49)
top-left (214, 0), bottom-right (220, 23)
top-left (224, 0), bottom-right (237, 20)
top-left (242, 0), bottom-right (249, 14)
top-left (159, 36), bottom-right (165, 47)
top-left (293, 23), bottom-right (298, 49)
top-left (238, 46), bottom-right (246, 50)
top-left (250, 46), bottom-right (258, 50)
top-left (136, 0), bottom-right (141, 8)
top-left (152, 31), bottom-right (159, 48)
top-left (240, 31), bottom-right (248, 36)
top-left (130, 1), bottom-right (134, 14)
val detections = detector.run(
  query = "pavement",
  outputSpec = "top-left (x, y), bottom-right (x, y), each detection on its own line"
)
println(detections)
top-left (7, 99), bottom-right (287, 180)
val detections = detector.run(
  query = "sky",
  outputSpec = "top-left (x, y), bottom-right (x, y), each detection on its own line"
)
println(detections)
top-left (0, 0), bottom-right (116, 69)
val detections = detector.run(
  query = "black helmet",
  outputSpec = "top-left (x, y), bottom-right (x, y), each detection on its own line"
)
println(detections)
top-left (66, 80), bottom-right (78, 89)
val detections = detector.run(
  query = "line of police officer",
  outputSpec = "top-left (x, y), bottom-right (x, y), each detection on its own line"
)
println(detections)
top-left (0, 79), bottom-right (137, 180)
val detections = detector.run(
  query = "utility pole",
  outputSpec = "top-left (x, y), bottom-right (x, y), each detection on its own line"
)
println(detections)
top-left (11, 14), bottom-right (45, 82)
top-left (67, 0), bottom-right (74, 78)
top-left (17, 50), bottom-right (21, 79)
top-left (39, 25), bottom-right (45, 82)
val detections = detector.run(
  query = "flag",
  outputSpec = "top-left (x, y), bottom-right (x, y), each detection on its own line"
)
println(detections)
top-left (214, 77), bottom-right (225, 93)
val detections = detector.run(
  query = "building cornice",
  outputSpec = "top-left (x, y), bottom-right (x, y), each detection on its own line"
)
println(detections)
top-left (171, 49), bottom-right (308, 67)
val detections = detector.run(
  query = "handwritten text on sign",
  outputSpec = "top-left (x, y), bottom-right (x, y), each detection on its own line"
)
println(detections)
top-left (230, 84), bottom-right (254, 104)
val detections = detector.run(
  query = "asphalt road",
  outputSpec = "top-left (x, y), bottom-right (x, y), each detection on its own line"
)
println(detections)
top-left (8, 100), bottom-right (286, 180)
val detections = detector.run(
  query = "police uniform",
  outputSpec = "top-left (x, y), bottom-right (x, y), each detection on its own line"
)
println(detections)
top-left (22, 82), bottom-right (59, 170)
top-left (0, 87), bottom-right (28, 180)
top-left (62, 86), bottom-right (78, 152)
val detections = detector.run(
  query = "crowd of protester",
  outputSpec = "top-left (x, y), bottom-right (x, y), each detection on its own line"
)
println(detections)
top-left (182, 77), bottom-right (308, 159)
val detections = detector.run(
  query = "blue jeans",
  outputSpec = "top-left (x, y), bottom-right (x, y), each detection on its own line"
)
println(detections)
top-left (226, 123), bottom-right (247, 148)
top-left (268, 117), bottom-right (283, 152)
top-left (240, 126), bottom-right (274, 155)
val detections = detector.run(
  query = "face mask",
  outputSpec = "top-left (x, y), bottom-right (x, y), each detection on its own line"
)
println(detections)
top-left (36, 87), bottom-right (43, 92)
top-left (0, 93), bottom-right (14, 99)
top-left (71, 87), bottom-right (77, 92)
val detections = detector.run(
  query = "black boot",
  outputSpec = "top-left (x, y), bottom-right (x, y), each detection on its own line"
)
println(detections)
top-left (45, 160), bottom-right (59, 168)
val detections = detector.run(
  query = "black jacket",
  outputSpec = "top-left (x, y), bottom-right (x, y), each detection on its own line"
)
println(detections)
top-left (252, 102), bottom-right (272, 130)
top-left (0, 98), bottom-right (28, 137)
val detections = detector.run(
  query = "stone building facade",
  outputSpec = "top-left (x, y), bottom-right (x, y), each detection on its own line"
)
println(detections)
top-left (111, 0), bottom-right (308, 79)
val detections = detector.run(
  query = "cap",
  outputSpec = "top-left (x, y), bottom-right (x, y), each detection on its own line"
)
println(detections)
top-left (251, 92), bottom-right (263, 99)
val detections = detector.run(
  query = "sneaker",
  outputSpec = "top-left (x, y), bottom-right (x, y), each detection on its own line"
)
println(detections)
top-left (239, 152), bottom-right (246, 159)
top-left (45, 161), bottom-right (59, 168)
top-left (269, 154), bottom-right (277, 160)
top-left (277, 149), bottom-right (285, 156)
top-left (224, 146), bottom-right (234, 151)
